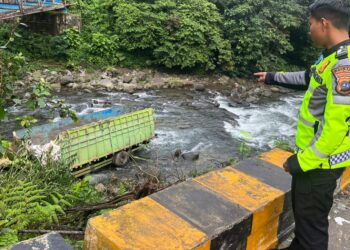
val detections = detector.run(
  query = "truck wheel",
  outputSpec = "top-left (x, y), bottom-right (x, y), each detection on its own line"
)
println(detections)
top-left (113, 151), bottom-right (129, 167)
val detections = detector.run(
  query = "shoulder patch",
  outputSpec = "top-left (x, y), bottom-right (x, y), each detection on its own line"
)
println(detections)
top-left (333, 66), bottom-right (350, 95)
top-left (336, 46), bottom-right (348, 59)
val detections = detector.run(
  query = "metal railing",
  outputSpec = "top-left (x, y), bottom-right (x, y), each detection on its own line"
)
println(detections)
top-left (0, 0), bottom-right (67, 19)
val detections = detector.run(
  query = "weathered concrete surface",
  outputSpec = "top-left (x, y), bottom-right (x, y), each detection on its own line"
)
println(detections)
top-left (152, 181), bottom-right (252, 249)
top-left (83, 148), bottom-right (350, 250)
top-left (11, 232), bottom-right (73, 250)
top-left (328, 188), bottom-right (350, 250)
top-left (84, 149), bottom-right (292, 250)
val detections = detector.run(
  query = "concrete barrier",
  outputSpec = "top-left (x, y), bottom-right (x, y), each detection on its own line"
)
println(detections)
top-left (84, 148), bottom-right (350, 250)
top-left (11, 232), bottom-right (73, 250)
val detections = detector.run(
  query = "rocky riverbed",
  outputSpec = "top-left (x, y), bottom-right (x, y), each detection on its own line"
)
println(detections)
top-left (15, 67), bottom-right (293, 103)
top-left (6, 67), bottom-right (303, 191)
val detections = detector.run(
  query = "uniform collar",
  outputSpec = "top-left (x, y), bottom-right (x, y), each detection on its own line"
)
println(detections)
top-left (323, 39), bottom-right (350, 58)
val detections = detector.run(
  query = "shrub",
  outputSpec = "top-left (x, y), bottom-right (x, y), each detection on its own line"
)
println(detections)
top-left (220, 0), bottom-right (306, 75)
top-left (100, 0), bottom-right (234, 71)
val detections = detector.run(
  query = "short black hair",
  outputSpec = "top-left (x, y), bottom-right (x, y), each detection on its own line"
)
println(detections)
top-left (309, 0), bottom-right (350, 30)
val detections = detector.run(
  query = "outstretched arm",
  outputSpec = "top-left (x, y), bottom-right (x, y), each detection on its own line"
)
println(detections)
top-left (254, 69), bottom-right (310, 90)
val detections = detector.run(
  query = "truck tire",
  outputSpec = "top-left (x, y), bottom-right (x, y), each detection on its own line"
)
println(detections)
top-left (113, 151), bottom-right (129, 167)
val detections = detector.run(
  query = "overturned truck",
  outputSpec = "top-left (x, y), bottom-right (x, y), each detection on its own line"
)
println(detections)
top-left (14, 108), bottom-right (156, 177)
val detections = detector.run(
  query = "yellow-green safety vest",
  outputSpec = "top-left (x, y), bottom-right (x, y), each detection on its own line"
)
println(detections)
top-left (295, 44), bottom-right (350, 171)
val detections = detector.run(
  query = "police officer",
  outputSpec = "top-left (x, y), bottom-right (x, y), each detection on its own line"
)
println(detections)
top-left (255, 0), bottom-right (350, 249)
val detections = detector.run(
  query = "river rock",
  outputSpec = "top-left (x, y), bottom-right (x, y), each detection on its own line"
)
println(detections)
top-left (95, 183), bottom-right (106, 193)
top-left (117, 83), bottom-right (137, 93)
top-left (262, 89), bottom-right (272, 97)
top-left (76, 74), bottom-right (94, 83)
top-left (270, 87), bottom-right (281, 93)
top-left (14, 80), bottom-right (25, 87)
top-left (92, 99), bottom-right (112, 107)
top-left (97, 78), bottom-right (114, 90)
top-left (46, 75), bottom-right (58, 83)
top-left (181, 151), bottom-right (200, 161)
top-left (194, 83), bottom-right (205, 91)
top-left (232, 82), bottom-right (240, 90)
top-left (136, 71), bottom-right (149, 82)
top-left (122, 74), bottom-right (133, 84)
top-left (89, 173), bottom-right (118, 185)
top-left (228, 102), bottom-right (236, 108)
top-left (236, 85), bottom-right (247, 93)
top-left (50, 83), bottom-right (61, 92)
top-left (60, 74), bottom-right (74, 85)
top-left (279, 88), bottom-right (290, 94)
top-left (246, 96), bottom-right (259, 104)
top-left (100, 71), bottom-right (110, 79)
top-left (174, 149), bottom-right (182, 158)
top-left (213, 101), bottom-right (220, 108)
top-left (254, 87), bottom-right (263, 95)
top-left (107, 67), bottom-right (122, 78)
top-left (32, 70), bottom-right (43, 81)
top-left (67, 82), bottom-right (79, 89)
top-left (218, 76), bottom-right (230, 85)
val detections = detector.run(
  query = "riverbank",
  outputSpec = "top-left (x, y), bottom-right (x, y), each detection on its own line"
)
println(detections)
top-left (17, 66), bottom-right (293, 105)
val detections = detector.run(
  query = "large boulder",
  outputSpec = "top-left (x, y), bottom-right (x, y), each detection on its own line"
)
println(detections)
top-left (181, 151), bottom-right (200, 161)
top-left (96, 79), bottom-right (114, 90)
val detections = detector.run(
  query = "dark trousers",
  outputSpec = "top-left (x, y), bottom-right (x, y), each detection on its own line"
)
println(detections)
top-left (289, 168), bottom-right (344, 250)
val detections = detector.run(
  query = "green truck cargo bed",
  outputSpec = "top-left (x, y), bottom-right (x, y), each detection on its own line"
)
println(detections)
top-left (57, 108), bottom-right (155, 173)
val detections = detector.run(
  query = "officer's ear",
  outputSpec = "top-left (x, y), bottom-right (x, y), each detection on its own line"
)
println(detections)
top-left (320, 17), bottom-right (330, 32)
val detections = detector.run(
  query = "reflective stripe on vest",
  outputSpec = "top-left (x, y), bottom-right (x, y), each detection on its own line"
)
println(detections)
top-left (330, 149), bottom-right (350, 166)
top-left (298, 114), bottom-right (315, 127)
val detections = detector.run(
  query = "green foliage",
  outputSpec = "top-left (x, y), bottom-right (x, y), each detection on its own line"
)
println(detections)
top-left (0, 0), bottom-right (320, 75)
top-left (69, 176), bottom-right (101, 204)
top-left (239, 142), bottom-right (252, 160)
top-left (0, 23), bottom-right (77, 140)
top-left (228, 157), bottom-right (239, 165)
top-left (238, 130), bottom-right (253, 159)
top-left (62, 28), bottom-right (82, 50)
top-left (0, 229), bottom-right (18, 247)
top-left (0, 24), bottom-right (68, 60)
top-left (73, 0), bottom-right (232, 71)
top-left (62, 29), bottom-right (123, 66)
top-left (2, 144), bottom-right (74, 192)
top-left (0, 144), bottom-right (101, 248)
top-left (0, 19), bottom-right (100, 249)
top-left (112, 0), bottom-right (233, 71)
top-left (0, 181), bottom-right (69, 247)
top-left (273, 138), bottom-right (293, 152)
top-left (188, 166), bottom-right (215, 178)
top-left (118, 182), bottom-right (127, 196)
top-left (218, 0), bottom-right (307, 74)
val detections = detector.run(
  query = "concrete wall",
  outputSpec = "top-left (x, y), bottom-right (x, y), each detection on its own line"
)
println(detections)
top-left (83, 148), bottom-right (350, 250)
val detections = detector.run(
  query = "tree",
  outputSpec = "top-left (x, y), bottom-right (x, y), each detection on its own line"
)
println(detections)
top-left (88, 0), bottom-right (234, 71)
top-left (220, 0), bottom-right (306, 75)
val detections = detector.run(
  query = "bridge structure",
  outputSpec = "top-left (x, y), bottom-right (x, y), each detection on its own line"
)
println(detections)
top-left (0, 0), bottom-right (68, 20)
